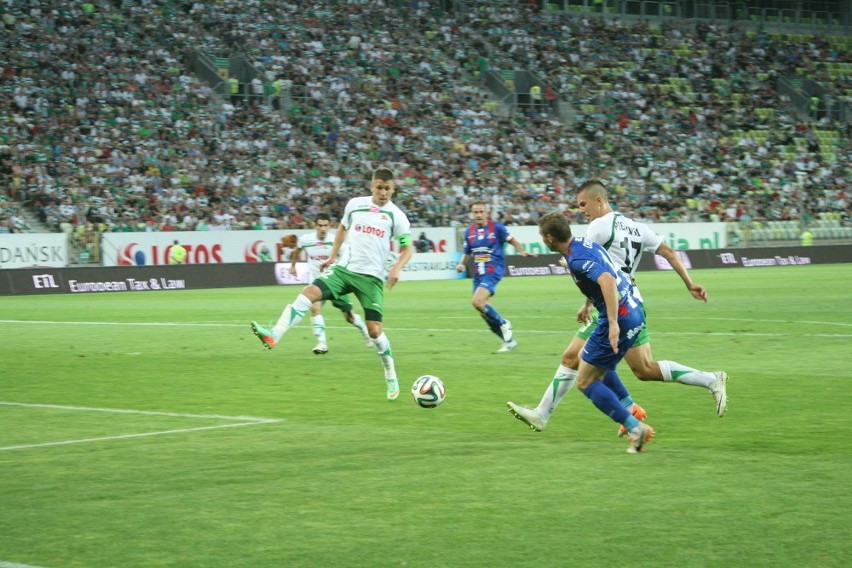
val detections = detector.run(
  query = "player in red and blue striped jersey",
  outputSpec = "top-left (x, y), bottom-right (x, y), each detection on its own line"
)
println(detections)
top-left (455, 202), bottom-right (536, 353)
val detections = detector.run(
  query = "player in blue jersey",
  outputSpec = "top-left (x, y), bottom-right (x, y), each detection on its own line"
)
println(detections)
top-left (509, 181), bottom-right (727, 435)
top-left (456, 202), bottom-right (536, 353)
top-left (533, 211), bottom-right (655, 453)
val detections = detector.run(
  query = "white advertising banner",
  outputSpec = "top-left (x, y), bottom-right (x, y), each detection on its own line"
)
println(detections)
top-left (97, 223), bottom-right (725, 267)
top-left (0, 233), bottom-right (68, 269)
top-left (400, 252), bottom-right (465, 281)
top-left (102, 230), bottom-right (301, 266)
top-left (101, 227), bottom-right (459, 266)
top-left (505, 222), bottom-right (728, 254)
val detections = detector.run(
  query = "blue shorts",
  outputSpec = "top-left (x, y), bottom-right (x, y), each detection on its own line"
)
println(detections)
top-left (473, 273), bottom-right (502, 296)
top-left (580, 303), bottom-right (646, 370)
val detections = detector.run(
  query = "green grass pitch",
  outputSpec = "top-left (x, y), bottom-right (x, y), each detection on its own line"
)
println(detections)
top-left (1, 264), bottom-right (850, 567)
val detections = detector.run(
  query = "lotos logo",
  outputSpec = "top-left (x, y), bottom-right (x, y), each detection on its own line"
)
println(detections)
top-left (353, 224), bottom-right (386, 238)
top-left (117, 243), bottom-right (146, 266)
top-left (117, 243), bottom-right (223, 265)
top-left (244, 240), bottom-right (266, 263)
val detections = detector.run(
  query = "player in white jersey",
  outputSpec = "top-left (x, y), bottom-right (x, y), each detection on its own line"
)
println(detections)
top-left (508, 180), bottom-right (727, 434)
top-left (251, 167), bottom-right (414, 401)
top-left (290, 213), bottom-right (371, 354)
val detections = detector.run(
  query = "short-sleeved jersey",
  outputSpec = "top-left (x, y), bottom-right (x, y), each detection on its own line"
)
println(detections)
top-left (297, 231), bottom-right (336, 280)
top-left (463, 220), bottom-right (513, 278)
top-left (339, 196), bottom-right (411, 280)
top-left (564, 237), bottom-right (637, 317)
top-left (586, 211), bottom-right (663, 302)
top-left (586, 212), bottom-right (663, 275)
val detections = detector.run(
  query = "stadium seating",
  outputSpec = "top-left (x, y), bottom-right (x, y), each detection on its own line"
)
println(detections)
top-left (0, 0), bottom-right (847, 244)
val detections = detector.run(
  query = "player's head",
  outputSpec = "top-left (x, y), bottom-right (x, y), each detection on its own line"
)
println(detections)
top-left (538, 211), bottom-right (573, 253)
top-left (576, 180), bottom-right (611, 222)
top-left (315, 213), bottom-right (331, 237)
top-left (371, 167), bottom-right (396, 206)
top-left (281, 234), bottom-right (298, 248)
top-left (470, 202), bottom-right (489, 226)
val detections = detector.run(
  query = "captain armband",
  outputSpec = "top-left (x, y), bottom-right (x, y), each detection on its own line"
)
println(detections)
top-left (398, 234), bottom-right (412, 247)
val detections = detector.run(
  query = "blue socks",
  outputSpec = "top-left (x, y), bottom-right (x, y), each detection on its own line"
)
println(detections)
top-left (582, 381), bottom-right (639, 429)
top-left (481, 304), bottom-right (504, 337)
top-left (602, 370), bottom-right (635, 408)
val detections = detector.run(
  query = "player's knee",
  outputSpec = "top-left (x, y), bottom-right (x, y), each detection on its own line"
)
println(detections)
top-left (561, 336), bottom-right (586, 369)
top-left (562, 350), bottom-right (580, 369)
top-left (628, 361), bottom-right (656, 380)
top-left (302, 284), bottom-right (325, 303)
top-left (366, 322), bottom-right (382, 338)
top-left (472, 298), bottom-right (486, 311)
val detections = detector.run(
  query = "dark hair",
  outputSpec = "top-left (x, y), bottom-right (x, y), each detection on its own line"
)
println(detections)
top-left (538, 211), bottom-right (573, 243)
top-left (316, 213), bottom-right (331, 222)
top-left (577, 179), bottom-right (608, 200)
top-left (373, 167), bottom-right (395, 182)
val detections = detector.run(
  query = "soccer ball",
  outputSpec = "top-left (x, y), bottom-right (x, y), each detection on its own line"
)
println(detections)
top-left (411, 375), bottom-right (446, 408)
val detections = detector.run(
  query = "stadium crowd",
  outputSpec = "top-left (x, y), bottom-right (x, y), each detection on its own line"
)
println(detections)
top-left (0, 0), bottom-right (848, 244)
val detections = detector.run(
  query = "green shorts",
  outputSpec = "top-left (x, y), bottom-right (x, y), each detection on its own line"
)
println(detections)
top-left (327, 296), bottom-right (354, 313)
top-left (314, 265), bottom-right (385, 322)
top-left (576, 308), bottom-right (650, 346)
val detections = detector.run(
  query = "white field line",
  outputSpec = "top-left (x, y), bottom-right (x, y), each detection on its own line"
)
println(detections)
top-left (0, 402), bottom-right (282, 452)
top-left (0, 562), bottom-right (51, 568)
top-left (0, 318), bottom-right (851, 337)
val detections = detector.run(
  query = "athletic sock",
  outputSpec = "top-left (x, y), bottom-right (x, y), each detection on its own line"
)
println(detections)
top-left (310, 315), bottom-right (327, 343)
top-left (350, 313), bottom-right (369, 337)
top-left (479, 304), bottom-right (503, 339)
top-left (582, 381), bottom-right (632, 425)
top-left (536, 365), bottom-right (577, 418)
top-left (374, 332), bottom-right (396, 379)
top-left (659, 360), bottom-right (716, 388)
top-left (482, 304), bottom-right (505, 337)
top-left (602, 369), bottom-right (635, 408)
top-left (272, 294), bottom-right (312, 336)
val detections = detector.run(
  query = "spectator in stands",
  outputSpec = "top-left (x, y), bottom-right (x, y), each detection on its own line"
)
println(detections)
top-left (416, 232), bottom-right (434, 253)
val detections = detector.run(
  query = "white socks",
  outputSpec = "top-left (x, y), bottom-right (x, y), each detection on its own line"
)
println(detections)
top-left (535, 365), bottom-right (578, 418)
top-left (659, 360), bottom-right (716, 388)
top-left (350, 313), bottom-right (369, 337)
top-left (373, 332), bottom-right (396, 380)
top-left (272, 294), bottom-right (313, 337)
top-left (310, 315), bottom-right (327, 343)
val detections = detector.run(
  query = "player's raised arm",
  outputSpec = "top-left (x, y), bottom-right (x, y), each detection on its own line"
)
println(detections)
top-left (654, 242), bottom-right (708, 302)
top-left (509, 236), bottom-right (536, 257)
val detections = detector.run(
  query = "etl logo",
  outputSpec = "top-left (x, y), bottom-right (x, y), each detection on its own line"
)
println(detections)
top-left (33, 274), bottom-right (60, 289)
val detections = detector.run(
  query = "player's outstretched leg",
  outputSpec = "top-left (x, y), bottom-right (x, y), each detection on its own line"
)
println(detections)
top-left (658, 361), bottom-right (729, 417)
top-left (507, 402), bottom-right (547, 432)
top-left (251, 321), bottom-right (278, 349)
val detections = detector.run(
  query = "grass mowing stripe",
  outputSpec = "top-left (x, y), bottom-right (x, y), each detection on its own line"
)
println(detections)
top-left (0, 265), bottom-right (849, 567)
